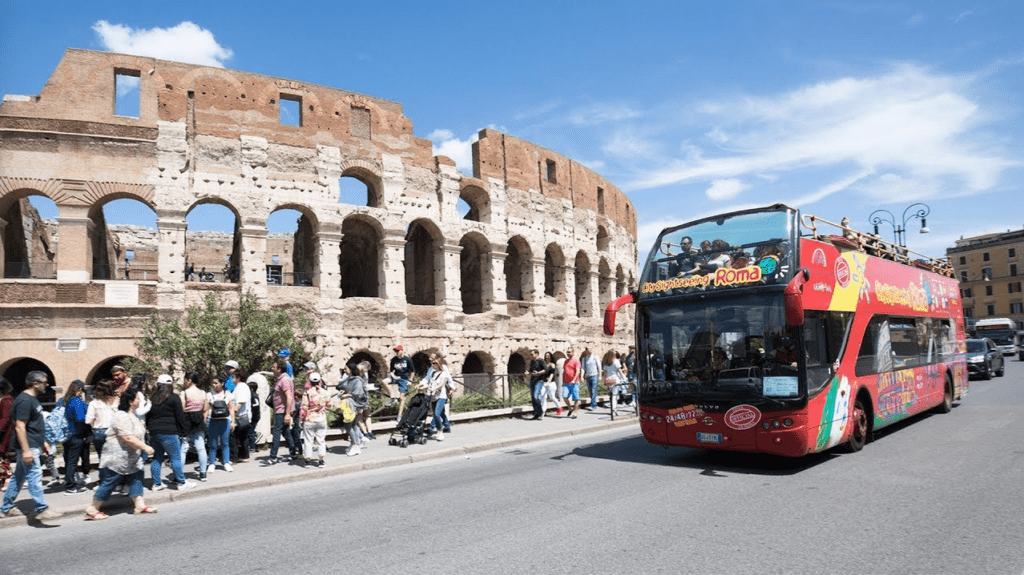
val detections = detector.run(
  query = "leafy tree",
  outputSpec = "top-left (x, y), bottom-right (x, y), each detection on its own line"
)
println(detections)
top-left (126, 291), bottom-right (323, 388)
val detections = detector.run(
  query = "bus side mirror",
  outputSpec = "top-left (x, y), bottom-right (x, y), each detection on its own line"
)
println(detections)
top-left (604, 292), bottom-right (637, 336)
top-left (785, 269), bottom-right (810, 326)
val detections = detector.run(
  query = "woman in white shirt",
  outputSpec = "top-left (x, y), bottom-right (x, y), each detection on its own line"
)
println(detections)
top-left (205, 376), bottom-right (235, 473)
top-left (422, 357), bottom-right (453, 441)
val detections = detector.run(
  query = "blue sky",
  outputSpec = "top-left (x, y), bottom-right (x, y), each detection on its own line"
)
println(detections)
top-left (3, 0), bottom-right (1023, 260)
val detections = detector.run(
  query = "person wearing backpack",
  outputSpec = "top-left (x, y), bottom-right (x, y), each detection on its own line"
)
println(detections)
top-left (179, 372), bottom-right (209, 481)
top-left (62, 380), bottom-right (91, 494)
top-left (206, 375), bottom-right (235, 473)
top-left (43, 390), bottom-right (71, 487)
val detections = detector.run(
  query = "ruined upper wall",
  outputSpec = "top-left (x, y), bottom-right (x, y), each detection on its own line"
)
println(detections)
top-left (473, 129), bottom-right (635, 236)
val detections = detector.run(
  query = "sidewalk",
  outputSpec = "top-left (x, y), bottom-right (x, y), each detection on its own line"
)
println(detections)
top-left (1, 406), bottom-right (637, 528)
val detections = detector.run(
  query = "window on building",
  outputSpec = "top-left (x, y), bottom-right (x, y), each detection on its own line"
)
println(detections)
top-left (964, 307), bottom-right (973, 318)
top-left (1011, 263), bottom-right (1018, 277)
top-left (545, 160), bottom-right (557, 183)
top-left (986, 285), bottom-right (993, 296)
top-left (983, 267), bottom-right (992, 281)
top-left (959, 256), bottom-right (967, 265)
top-left (961, 271), bottom-right (969, 282)
top-left (962, 288), bottom-right (972, 298)
top-left (1012, 302), bottom-right (1024, 314)
top-left (279, 94), bottom-right (301, 126)
top-left (350, 106), bottom-right (370, 139)
top-left (1010, 248), bottom-right (1016, 258)
top-left (114, 69), bottom-right (141, 118)
top-left (983, 252), bottom-right (990, 262)
top-left (1010, 282), bottom-right (1022, 294)
top-left (987, 304), bottom-right (996, 316)
top-left (597, 187), bottom-right (605, 214)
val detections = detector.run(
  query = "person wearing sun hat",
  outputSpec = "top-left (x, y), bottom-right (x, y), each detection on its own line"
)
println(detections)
top-left (224, 360), bottom-right (239, 392)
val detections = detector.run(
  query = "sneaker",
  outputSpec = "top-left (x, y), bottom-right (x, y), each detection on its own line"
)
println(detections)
top-left (383, 398), bottom-right (397, 407)
top-left (556, 408), bottom-right (563, 416)
top-left (152, 483), bottom-right (166, 492)
top-left (317, 460), bottom-right (324, 468)
top-left (435, 432), bottom-right (444, 441)
top-left (175, 480), bottom-right (197, 490)
top-left (45, 478), bottom-right (62, 488)
top-left (198, 472), bottom-right (207, 482)
top-left (365, 432), bottom-right (376, 440)
top-left (223, 463), bottom-right (234, 473)
top-left (207, 467), bottom-right (215, 475)
top-left (31, 508), bottom-right (57, 521)
top-left (443, 426), bottom-right (451, 433)
top-left (63, 485), bottom-right (88, 495)
top-left (347, 445), bottom-right (361, 457)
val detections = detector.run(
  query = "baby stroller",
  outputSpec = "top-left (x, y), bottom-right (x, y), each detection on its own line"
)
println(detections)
top-left (388, 392), bottom-right (431, 448)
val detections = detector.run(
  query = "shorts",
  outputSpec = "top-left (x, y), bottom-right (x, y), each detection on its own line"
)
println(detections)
top-left (561, 383), bottom-right (580, 401)
top-left (397, 378), bottom-right (410, 394)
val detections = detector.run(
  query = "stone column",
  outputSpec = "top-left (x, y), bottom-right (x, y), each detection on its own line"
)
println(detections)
top-left (564, 264), bottom-right (577, 317)
top-left (55, 204), bottom-right (92, 282)
top-left (238, 225), bottom-right (268, 286)
top-left (317, 227), bottom-right (342, 298)
top-left (380, 230), bottom-right (407, 304)
top-left (582, 270), bottom-right (601, 319)
top-left (156, 218), bottom-right (188, 285)
top-left (488, 243), bottom-right (507, 311)
top-left (442, 241), bottom-right (462, 312)
top-left (530, 257), bottom-right (546, 302)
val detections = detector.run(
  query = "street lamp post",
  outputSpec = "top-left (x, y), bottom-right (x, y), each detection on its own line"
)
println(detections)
top-left (868, 203), bottom-right (930, 248)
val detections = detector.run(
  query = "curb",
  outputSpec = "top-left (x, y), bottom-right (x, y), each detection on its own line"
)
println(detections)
top-left (0, 416), bottom-right (636, 528)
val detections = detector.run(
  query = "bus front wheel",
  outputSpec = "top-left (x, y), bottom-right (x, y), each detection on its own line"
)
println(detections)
top-left (844, 398), bottom-right (868, 452)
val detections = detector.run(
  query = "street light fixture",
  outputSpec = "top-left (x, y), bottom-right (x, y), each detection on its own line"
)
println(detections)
top-left (868, 203), bottom-right (931, 248)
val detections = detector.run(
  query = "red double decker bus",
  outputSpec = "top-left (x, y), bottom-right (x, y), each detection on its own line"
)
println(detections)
top-left (605, 204), bottom-right (967, 456)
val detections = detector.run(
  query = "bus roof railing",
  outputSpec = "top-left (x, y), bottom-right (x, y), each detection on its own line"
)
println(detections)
top-left (801, 213), bottom-right (954, 278)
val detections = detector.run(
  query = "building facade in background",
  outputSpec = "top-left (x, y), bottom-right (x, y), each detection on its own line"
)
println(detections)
top-left (0, 49), bottom-right (638, 393)
top-left (948, 227), bottom-right (1024, 331)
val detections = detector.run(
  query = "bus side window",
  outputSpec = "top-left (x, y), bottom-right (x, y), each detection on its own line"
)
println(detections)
top-left (856, 316), bottom-right (893, 376)
top-left (804, 311), bottom-right (851, 396)
top-left (889, 318), bottom-right (919, 368)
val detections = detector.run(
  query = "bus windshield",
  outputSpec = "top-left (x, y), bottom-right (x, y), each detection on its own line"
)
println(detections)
top-left (975, 326), bottom-right (1015, 346)
top-left (640, 208), bottom-right (795, 298)
top-left (638, 293), bottom-right (804, 407)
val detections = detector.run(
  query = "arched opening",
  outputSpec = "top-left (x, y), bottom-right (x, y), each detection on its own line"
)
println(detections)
top-left (185, 201), bottom-right (240, 284)
top-left (404, 220), bottom-right (441, 306)
top-left (347, 351), bottom-right (383, 383)
top-left (1, 358), bottom-right (56, 403)
top-left (3, 194), bottom-right (57, 279)
top-left (544, 243), bottom-right (565, 301)
top-left (616, 264), bottom-right (626, 298)
top-left (338, 169), bottom-right (382, 208)
top-left (459, 232), bottom-right (490, 314)
top-left (462, 351), bottom-right (493, 374)
top-left (267, 207), bottom-right (317, 286)
top-left (575, 251), bottom-right (592, 318)
top-left (597, 225), bottom-right (610, 252)
top-left (459, 184), bottom-right (490, 223)
top-left (506, 351), bottom-right (528, 376)
top-left (90, 198), bottom-right (158, 281)
top-left (599, 258), bottom-right (613, 313)
top-left (504, 236), bottom-right (532, 302)
top-left (340, 217), bottom-right (381, 298)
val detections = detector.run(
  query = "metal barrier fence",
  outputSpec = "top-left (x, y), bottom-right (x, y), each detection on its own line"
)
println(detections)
top-left (450, 372), bottom-right (533, 412)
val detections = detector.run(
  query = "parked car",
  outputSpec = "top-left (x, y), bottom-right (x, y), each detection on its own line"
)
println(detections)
top-left (966, 338), bottom-right (1004, 380)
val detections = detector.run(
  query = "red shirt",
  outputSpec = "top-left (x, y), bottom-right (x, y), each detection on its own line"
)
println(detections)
top-left (562, 358), bottom-right (581, 384)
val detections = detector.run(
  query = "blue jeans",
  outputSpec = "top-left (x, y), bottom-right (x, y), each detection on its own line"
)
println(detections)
top-left (531, 381), bottom-right (545, 417)
top-left (430, 398), bottom-right (449, 431)
top-left (94, 468), bottom-right (144, 502)
top-left (180, 430), bottom-right (208, 473)
top-left (207, 418), bottom-right (231, 466)
top-left (150, 433), bottom-right (185, 485)
top-left (1, 447), bottom-right (48, 514)
top-left (270, 412), bottom-right (295, 459)
top-left (92, 428), bottom-right (108, 459)
top-left (586, 375), bottom-right (599, 408)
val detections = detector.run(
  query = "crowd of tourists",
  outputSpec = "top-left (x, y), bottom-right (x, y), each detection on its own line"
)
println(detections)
top-left (0, 343), bottom-right (637, 521)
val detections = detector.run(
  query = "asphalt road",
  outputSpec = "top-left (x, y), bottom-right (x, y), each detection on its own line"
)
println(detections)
top-left (4, 360), bottom-right (1023, 575)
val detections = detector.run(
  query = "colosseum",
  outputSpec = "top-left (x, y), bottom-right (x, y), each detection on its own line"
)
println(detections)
top-left (0, 49), bottom-right (638, 396)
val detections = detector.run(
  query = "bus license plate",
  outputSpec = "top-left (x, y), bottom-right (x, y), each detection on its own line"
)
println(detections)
top-left (697, 432), bottom-right (722, 444)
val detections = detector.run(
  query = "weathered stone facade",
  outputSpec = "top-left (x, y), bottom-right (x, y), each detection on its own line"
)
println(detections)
top-left (0, 49), bottom-right (637, 389)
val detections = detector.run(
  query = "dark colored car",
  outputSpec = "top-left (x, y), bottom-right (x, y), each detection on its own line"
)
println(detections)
top-left (967, 338), bottom-right (1004, 380)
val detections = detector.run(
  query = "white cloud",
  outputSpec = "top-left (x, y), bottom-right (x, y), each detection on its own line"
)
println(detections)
top-left (429, 129), bottom-right (475, 174)
top-left (93, 21), bottom-right (233, 67)
top-left (705, 178), bottom-right (748, 201)
top-left (625, 64), bottom-right (1018, 199)
top-left (568, 103), bottom-right (642, 126)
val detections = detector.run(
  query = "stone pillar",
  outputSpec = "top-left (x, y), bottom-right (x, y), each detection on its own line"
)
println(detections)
top-left (380, 230), bottom-right (406, 304)
top-left (238, 225), bottom-right (267, 286)
top-left (530, 257), bottom-right (546, 302)
top-left (442, 241), bottom-right (462, 312)
top-left (156, 218), bottom-right (188, 285)
top-left (55, 204), bottom-right (92, 282)
top-left (564, 264), bottom-right (577, 317)
top-left (584, 270), bottom-right (601, 319)
top-left (317, 228), bottom-right (342, 298)
top-left (488, 244), bottom-right (507, 311)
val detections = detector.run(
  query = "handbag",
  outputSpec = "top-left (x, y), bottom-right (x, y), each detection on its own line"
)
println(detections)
top-left (338, 398), bottom-right (357, 424)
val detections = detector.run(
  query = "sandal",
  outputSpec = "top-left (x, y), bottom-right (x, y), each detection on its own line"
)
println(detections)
top-left (134, 506), bottom-right (158, 515)
top-left (85, 510), bottom-right (108, 521)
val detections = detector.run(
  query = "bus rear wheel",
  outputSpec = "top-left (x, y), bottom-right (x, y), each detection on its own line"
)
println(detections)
top-left (844, 398), bottom-right (868, 452)
top-left (937, 375), bottom-right (953, 413)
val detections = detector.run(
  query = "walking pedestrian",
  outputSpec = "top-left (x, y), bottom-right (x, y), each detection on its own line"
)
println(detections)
top-left (146, 374), bottom-right (194, 491)
top-left (85, 379), bottom-right (118, 469)
top-left (84, 387), bottom-right (157, 520)
top-left (540, 352), bottom-right (561, 417)
top-left (298, 372), bottom-right (329, 468)
top-left (389, 345), bottom-right (415, 421)
top-left (267, 357), bottom-right (297, 464)
top-left (561, 348), bottom-right (582, 418)
top-left (528, 349), bottom-right (547, 420)
top-left (422, 357), bottom-right (452, 439)
top-left (0, 371), bottom-right (53, 519)
top-left (206, 376), bottom-right (235, 473)
top-left (581, 347), bottom-right (600, 411)
top-left (338, 362), bottom-right (369, 456)
top-left (231, 372), bottom-right (252, 463)
top-left (179, 372), bottom-right (209, 481)
top-left (62, 380), bottom-right (91, 494)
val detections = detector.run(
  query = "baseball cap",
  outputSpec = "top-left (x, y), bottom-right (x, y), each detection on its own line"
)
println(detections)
top-left (225, 360), bottom-right (239, 369)
top-left (309, 372), bottom-right (322, 383)
top-left (157, 374), bottom-right (173, 385)
top-left (303, 361), bottom-right (317, 371)
top-left (278, 348), bottom-right (291, 358)
top-left (393, 345), bottom-right (403, 351)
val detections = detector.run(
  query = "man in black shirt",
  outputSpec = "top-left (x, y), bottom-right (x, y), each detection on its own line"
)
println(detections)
top-left (1, 371), bottom-right (52, 518)
top-left (389, 345), bottom-right (415, 421)
top-left (528, 349), bottom-right (547, 420)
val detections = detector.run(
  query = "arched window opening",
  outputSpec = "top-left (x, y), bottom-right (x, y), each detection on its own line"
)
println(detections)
top-left (89, 356), bottom-right (132, 388)
top-left (544, 244), bottom-right (565, 300)
top-left (598, 258), bottom-right (613, 313)
top-left (616, 265), bottom-right (626, 298)
top-left (459, 234), bottom-right (489, 314)
top-left (88, 198), bottom-right (158, 281)
top-left (339, 171), bottom-right (381, 208)
top-left (1, 358), bottom-right (56, 403)
top-left (3, 195), bottom-right (57, 279)
top-left (504, 236), bottom-right (533, 303)
top-left (340, 218), bottom-right (380, 298)
top-left (459, 185), bottom-right (490, 223)
top-left (267, 208), bottom-right (316, 286)
top-left (597, 225), bottom-right (610, 252)
top-left (185, 202), bottom-right (240, 284)
top-left (575, 251), bottom-right (592, 318)
top-left (347, 351), bottom-right (382, 383)
top-left (405, 220), bottom-right (439, 305)
top-left (506, 352), bottom-right (528, 376)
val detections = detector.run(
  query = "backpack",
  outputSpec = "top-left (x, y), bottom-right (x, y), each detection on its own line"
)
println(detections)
top-left (45, 398), bottom-right (70, 444)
